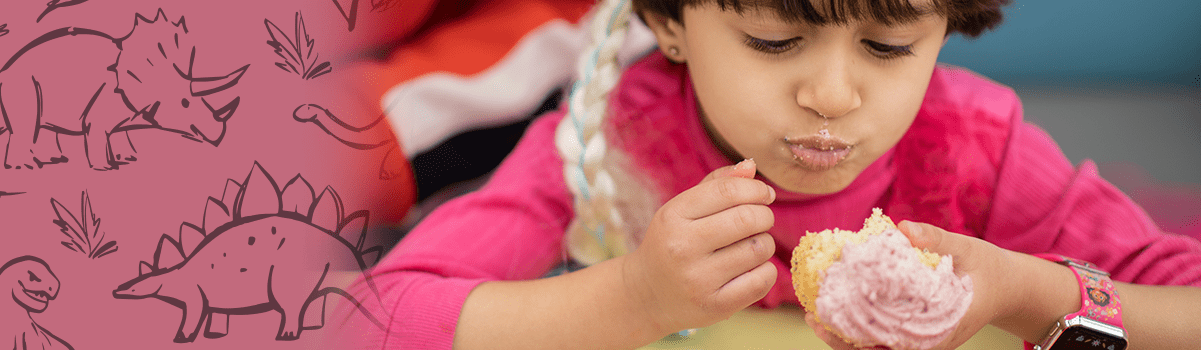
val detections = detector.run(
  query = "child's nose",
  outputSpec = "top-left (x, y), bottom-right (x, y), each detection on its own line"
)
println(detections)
top-left (794, 52), bottom-right (862, 120)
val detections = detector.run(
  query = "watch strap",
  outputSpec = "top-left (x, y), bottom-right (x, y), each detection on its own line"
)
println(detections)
top-left (1034, 253), bottom-right (1124, 328)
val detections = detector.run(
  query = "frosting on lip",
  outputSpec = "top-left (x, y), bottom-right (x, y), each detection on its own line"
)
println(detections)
top-left (789, 145), bottom-right (850, 170)
top-left (815, 228), bottom-right (973, 350)
top-left (785, 132), bottom-right (852, 151)
top-left (785, 132), bottom-right (854, 170)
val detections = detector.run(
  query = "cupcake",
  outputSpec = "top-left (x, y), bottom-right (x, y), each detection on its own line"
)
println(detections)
top-left (790, 208), bottom-right (973, 350)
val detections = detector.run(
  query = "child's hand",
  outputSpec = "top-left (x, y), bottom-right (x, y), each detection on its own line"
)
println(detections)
top-left (622, 159), bottom-right (778, 335)
top-left (804, 220), bottom-right (1018, 350)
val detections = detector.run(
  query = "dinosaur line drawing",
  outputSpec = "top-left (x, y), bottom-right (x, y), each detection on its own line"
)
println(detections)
top-left (292, 104), bottom-right (405, 180)
top-left (0, 9), bottom-right (249, 170)
top-left (1, 256), bottom-right (74, 350)
top-left (112, 162), bottom-right (386, 343)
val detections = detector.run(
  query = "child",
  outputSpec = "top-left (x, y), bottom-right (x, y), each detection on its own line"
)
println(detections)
top-left (335, 0), bottom-right (1201, 349)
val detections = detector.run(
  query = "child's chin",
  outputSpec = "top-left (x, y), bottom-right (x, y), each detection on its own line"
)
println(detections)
top-left (768, 168), bottom-right (857, 196)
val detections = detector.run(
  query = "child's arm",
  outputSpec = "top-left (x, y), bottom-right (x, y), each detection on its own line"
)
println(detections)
top-left (456, 160), bottom-right (779, 349)
top-left (455, 255), bottom-right (662, 349)
top-left (998, 250), bottom-right (1201, 348)
top-left (808, 221), bottom-right (1201, 350)
top-left (920, 221), bottom-right (1201, 349)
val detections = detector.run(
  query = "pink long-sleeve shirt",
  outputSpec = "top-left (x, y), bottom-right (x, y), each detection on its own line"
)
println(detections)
top-left (335, 52), bottom-right (1201, 349)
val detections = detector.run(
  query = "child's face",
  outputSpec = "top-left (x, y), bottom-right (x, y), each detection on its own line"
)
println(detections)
top-left (647, 2), bottom-right (948, 194)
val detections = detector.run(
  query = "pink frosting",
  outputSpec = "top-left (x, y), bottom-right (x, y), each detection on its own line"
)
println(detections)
top-left (815, 228), bottom-right (973, 350)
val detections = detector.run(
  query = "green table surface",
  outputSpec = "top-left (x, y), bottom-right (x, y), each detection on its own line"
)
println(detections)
top-left (638, 304), bottom-right (1023, 350)
top-left (328, 272), bottom-right (1022, 349)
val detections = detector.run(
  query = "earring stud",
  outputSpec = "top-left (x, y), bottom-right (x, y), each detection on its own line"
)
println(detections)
top-left (668, 46), bottom-right (680, 57)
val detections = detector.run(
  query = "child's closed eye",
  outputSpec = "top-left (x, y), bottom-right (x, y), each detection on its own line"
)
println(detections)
top-left (743, 34), bottom-right (800, 55)
top-left (862, 40), bottom-right (914, 60)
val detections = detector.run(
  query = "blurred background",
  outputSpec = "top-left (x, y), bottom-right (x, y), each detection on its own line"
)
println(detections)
top-left (937, 0), bottom-right (1201, 234)
top-left (938, 0), bottom-right (1201, 184)
top-left (398, 0), bottom-right (1201, 236)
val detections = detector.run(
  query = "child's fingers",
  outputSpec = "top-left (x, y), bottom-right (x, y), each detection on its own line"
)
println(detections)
top-left (689, 204), bottom-right (775, 250)
top-left (667, 177), bottom-right (775, 221)
top-left (897, 220), bottom-right (1005, 277)
top-left (804, 313), bottom-right (856, 350)
top-left (898, 220), bottom-right (974, 260)
top-left (701, 158), bottom-right (758, 183)
top-left (706, 232), bottom-right (775, 282)
top-left (712, 260), bottom-right (775, 310)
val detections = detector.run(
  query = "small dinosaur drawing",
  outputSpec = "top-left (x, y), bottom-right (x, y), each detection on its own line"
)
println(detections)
top-left (112, 162), bottom-right (386, 342)
top-left (1, 256), bottom-right (74, 350)
top-left (292, 104), bottom-right (405, 180)
top-left (0, 9), bottom-right (249, 170)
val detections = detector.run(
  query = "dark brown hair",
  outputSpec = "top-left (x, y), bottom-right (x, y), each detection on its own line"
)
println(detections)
top-left (633, 0), bottom-right (1012, 38)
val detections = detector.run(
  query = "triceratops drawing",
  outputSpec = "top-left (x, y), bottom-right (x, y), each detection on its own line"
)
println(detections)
top-left (0, 9), bottom-right (248, 170)
top-left (112, 162), bottom-right (385, 343)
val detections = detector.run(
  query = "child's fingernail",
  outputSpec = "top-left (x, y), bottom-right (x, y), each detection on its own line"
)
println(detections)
top-left (905, 221), bottom-right (922, 236)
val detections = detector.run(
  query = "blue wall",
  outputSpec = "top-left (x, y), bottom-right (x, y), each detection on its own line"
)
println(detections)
top-left (937, 1), bottom-right (1201, 87)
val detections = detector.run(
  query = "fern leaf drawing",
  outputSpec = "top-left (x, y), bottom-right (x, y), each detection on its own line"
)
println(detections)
top-left (265, 12), bottom-right (331, 80)
top-left (51, 191), bottom-right (118, 259)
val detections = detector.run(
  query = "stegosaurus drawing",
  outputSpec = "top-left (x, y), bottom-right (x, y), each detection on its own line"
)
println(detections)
top-left (112, 162), bottom-right (385, 343)
top-left (0, 9), bottom-right (249, 170)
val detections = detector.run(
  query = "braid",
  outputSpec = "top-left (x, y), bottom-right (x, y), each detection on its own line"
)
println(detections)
top-left (555, 0), bottom-right (634, 266)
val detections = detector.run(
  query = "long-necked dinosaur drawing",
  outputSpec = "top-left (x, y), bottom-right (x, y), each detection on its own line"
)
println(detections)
top-left (292, 104), bottom-right (405, 180)
top-left (0, 9), bottom-right (249, 170)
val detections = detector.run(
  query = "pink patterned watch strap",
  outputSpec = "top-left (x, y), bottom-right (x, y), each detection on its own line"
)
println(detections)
top-left (1034, 254), bottom-right (1124, 327)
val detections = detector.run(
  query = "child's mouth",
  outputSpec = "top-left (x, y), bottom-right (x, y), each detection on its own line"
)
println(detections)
top-left (785, 134), bottom-right (852, 171)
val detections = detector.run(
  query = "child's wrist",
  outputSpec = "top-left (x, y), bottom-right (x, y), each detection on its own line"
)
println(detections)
top-left (615, 254), bottom-right (672, 338)
top-left (991, 251), bottom-right (1081, 343)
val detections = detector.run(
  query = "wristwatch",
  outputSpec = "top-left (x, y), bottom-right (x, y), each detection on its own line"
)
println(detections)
top-left (1031, 254), bottom-right (1127, 350)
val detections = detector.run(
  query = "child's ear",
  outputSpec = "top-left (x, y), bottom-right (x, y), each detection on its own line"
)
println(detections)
top-left (639, 9), bottom-right (688, 61)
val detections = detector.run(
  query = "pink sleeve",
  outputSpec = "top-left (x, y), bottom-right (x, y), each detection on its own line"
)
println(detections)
top-left (984, 119), bottom-right (1201, 286)
top-left (335, 111), bottom-right (574, 349)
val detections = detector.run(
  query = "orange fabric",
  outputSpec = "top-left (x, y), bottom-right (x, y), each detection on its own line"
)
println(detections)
top-left (331, 0), bottom-right (593, 217)
top-left (355, 0), bottom-right (594, 103)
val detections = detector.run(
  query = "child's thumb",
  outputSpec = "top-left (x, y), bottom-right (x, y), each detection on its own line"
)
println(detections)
top-left (702, 158), bottom-right (757, 182)
top-left (898, 220), bottom-right (972, 259)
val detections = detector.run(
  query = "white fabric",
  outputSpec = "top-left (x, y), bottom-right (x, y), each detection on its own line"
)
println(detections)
top-left (382, 14), bottom-right (656, 158)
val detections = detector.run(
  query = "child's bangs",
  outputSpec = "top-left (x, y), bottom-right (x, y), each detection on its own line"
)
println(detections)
top-left (688, 0), bottom-right (946, 26)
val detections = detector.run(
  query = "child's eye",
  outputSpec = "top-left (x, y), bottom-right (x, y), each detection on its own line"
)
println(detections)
top-left (744, 35), bottom-right (799, 54)
top-left (863, 40), bottom-right (914, 59)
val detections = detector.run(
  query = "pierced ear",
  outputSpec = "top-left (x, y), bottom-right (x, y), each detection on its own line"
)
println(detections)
top-left (639, 9), bottom-right (687, 61)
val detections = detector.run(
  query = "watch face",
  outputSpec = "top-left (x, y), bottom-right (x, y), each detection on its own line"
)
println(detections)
top-left (1051, 326), bottom-right (1128, 350)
